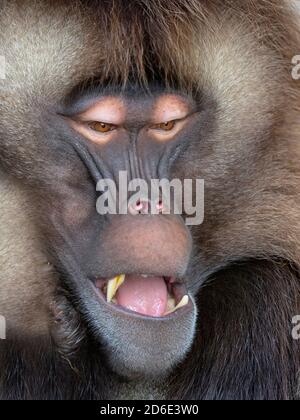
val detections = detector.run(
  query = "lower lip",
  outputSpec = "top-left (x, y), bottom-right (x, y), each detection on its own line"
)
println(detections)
top-left (90, 281), bottom-right (193, 321)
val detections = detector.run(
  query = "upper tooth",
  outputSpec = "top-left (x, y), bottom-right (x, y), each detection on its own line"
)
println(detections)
top-left (107, 275), bottom-right (125, 303)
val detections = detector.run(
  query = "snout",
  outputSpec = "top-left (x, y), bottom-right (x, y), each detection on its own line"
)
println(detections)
top-left (97, 214), bottom-right (192, 278)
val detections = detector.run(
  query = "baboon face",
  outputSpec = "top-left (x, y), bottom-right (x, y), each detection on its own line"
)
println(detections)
top-left (0, 0), bottom-right (290, 380)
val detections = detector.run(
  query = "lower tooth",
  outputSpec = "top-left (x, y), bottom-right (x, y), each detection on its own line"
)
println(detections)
top-left (176, 295), bottom-right (189, 310)
top-left (166, 295), bottom-right (189, 315)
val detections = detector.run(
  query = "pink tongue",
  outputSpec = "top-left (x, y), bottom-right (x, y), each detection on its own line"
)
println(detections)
top-left (116, 275), bottom-right (168, 317)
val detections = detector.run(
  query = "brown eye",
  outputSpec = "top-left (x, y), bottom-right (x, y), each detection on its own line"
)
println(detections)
top-left (88, 122), bottom-right (115, 133)
top-left (157, 121), bottom-right (176, 131)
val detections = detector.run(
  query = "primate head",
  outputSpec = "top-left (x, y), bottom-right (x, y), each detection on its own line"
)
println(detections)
top-left (50, 85), bottom-right (200, 378)
top-left (0, 0), bottom-right (298, 384)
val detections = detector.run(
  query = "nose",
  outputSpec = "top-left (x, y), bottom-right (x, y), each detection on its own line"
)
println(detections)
top-left (128, 199), bottom-right (165, 216)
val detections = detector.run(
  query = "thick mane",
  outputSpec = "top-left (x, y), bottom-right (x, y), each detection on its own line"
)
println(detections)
top-left (0, 0), bottom-right (300, 400)
top-left (82, 0), bottom-right (299, 87)
top-left (1, 0), bottom-right (299, 96)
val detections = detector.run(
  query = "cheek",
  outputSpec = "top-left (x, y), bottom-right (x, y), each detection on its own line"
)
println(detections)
top-left (46, 181), bottom-right (97, 231)
top-left (62, 192), bottom-right (93, 228)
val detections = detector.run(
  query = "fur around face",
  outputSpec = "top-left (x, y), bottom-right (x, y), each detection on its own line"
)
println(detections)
top-left (0, 0), bottom-right (300, 400)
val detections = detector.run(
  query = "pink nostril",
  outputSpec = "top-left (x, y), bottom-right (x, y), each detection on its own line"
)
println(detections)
top-left (128, 199), bottom-right (150, 215)
top-left (156, 200), bottom-right (164, 213)
top-left (128, 199), bottom-right (165, 215)
top-left (135, 200), bottom-right (144, 212)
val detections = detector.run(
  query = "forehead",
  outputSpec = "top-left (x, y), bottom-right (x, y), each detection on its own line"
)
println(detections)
top-left (64, 87), bottom-right (196, 124)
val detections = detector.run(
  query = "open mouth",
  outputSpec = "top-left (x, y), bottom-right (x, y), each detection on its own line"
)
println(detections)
top-left (93, 274), bottom-right (190, 318)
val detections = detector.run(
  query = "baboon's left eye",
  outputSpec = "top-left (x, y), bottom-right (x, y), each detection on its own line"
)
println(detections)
top-left (155, 121), bottom-right (176, 131)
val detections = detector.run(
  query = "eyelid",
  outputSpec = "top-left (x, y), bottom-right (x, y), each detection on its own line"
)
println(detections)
top-left (69, 97), bottom-right (126, 126)
top-left (68, 118), bottom-right (118, 144)
top-left (149, 115), bottom-right (189, 135)
top-left (151, 112), bottom-right (191, 126)
top-left (76, 118), bottom-right (116, 127)
top-left (151, 120), bottom-right (176, 130)
top-left (151, 118), bottom-right (179, 128)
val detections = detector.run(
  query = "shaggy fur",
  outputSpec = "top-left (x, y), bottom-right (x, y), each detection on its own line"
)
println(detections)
top-left (0, 0), bottom-right (300, 400)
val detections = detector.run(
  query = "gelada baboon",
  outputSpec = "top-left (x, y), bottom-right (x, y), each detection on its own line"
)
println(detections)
top-left (0, 0), bottom-right (300, 400)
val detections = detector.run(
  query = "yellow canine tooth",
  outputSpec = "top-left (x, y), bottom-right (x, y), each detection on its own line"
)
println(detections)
top-left (175, 295), bottom-right (189, 310)
top-left (107, 274), bottom-right (125, 303)
top-left (167, 296), bottom-right (176, 312)
top-left (166, 295), bottom-right (189, 315)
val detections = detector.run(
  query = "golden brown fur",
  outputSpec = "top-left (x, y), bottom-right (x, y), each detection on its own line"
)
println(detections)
top-left (0, 0), bottom-right (300, 400)
top-left (0, 173), bottom-right (55, 336)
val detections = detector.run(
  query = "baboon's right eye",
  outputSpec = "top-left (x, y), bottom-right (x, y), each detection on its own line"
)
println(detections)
top-left (88, 122), bottom-right (117, 134)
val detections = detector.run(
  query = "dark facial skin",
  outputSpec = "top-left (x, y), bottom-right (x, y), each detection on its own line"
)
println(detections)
top-left (28, 86), bottom-right (208, 378)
